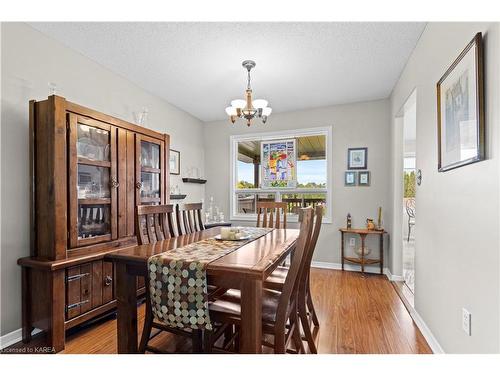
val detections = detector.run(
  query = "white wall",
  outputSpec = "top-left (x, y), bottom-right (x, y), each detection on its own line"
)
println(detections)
top-left (203, 100), bottom-right (392, 267)
top-left (0, 23), bottom-right (205, 336)
top-left (390, 22), bottom-right (500, 353)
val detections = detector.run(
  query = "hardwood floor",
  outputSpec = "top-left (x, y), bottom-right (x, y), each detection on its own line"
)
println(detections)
top-left (5, 269), bottom-right (432, 354)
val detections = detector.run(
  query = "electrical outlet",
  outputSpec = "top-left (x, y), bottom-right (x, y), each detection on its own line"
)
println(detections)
top-left (349, 238), bottom-right (356, 247)
top-left (462, 308), bottom-right (471, 336)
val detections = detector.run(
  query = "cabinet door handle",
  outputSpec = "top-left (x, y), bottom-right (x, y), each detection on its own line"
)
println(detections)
top-left (136, 181), bottom-right (142, 189)
top-left (66, 273), bottom-right (90, 282)
top-left (110, 177), bottom-right (120, 188)
top-left (66, 300), bottom-right (89, 311)
top-left (104, 275), bottom-right (113, 286)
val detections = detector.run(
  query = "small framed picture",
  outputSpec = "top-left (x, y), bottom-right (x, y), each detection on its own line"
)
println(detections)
top-left (169, 149), bottom-right (180, 175)
top-left (345, 171), bottom-right (357, 186)
top-left (347, 147), bottom-right (368, 170)
top-left (358, 171), bottom-right (370, 186)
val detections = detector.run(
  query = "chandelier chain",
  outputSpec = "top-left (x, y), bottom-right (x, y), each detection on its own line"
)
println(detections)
top-left (247, 69), bottom-right (251, 90)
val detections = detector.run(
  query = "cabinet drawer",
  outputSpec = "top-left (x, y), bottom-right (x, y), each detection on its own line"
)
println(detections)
top-left (65, 260), bottom-right (114, 320)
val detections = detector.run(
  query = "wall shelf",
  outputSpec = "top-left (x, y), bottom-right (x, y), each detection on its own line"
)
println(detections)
top-left (182, 178), bottom-right (207, 184)
top-left (170, 194), bottom-right (187, 200)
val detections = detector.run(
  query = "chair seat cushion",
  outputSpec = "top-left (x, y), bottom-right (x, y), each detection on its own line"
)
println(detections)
top-left (209, 288), bottom-right (282, 324)
top-left (264, 266), bottom-right (289, 291)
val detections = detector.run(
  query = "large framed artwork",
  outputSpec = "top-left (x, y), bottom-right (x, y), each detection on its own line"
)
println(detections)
top-left (347, 147), bottom-right (368, 170)
top-left (261, 139), bottom-right (297, 188)
top-left (437, 32), bottom-right (484, 172)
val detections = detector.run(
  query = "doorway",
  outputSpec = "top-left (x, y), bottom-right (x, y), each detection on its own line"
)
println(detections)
top-left (402, 91), bottom-right (416, 294)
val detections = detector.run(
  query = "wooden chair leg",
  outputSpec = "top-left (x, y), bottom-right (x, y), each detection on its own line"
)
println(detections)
top-left (274, 326), bottom-right (286, 354)
top-left (203, 330), bottom-right (213, 354)
top-left (290, 312), bottom-right (305, 354)
top-left (299, 298), bottom-right (317, 354)
top-left (222, 324), bottom-right (233, 348)
top-left (138, 298), bottom-right (154, 353)
top-left (192, 329), bottom-right (203, 353)
top-left (306, 287), bottom-right (320, 327)
top-left (234, 327), bottom-right (240, 352)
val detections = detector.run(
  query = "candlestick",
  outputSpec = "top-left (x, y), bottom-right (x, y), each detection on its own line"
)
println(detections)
top-left (377, 206), bottom-right (382, 229)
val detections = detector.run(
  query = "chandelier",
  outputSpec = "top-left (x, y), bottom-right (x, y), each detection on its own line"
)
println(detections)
top-left (225, 60), bottom-right (272, 126)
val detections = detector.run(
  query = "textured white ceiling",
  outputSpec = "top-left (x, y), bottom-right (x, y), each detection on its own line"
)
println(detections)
top-left (29, 22), bottom-right (425, 122)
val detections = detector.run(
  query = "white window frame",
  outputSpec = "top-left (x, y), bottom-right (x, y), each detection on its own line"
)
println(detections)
top-left (229, 126), bottom-right (333, 223)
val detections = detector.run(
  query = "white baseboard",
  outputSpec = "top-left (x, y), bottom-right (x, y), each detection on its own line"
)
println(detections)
top-left (311, 261), bottom-right (404, 282)
top-left (311, 261), bottom-right (403, 280)
top-left (0, 328), bottom-right (41, 350)
top-left (405, 304), bottom-right (445, 354)
top-left (385, 267), bottom-right (405, 282)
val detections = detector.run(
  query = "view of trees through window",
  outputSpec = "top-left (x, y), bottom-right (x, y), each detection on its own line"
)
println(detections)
top-left (404, 171), bottom-right (416, 198)
top-left (237, 159), bottom-right (326, 188)
top-left (403, 156), bottom-right (416, 198)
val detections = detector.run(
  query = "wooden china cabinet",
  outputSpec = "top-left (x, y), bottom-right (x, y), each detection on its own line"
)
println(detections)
top-left (18, 95), bottom-right (170, 352)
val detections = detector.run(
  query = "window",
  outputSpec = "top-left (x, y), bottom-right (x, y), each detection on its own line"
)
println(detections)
top-left (230, 127), bottom-right (332, 223)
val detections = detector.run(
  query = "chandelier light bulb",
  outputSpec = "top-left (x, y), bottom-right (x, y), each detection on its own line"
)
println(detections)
top-left (231, 99), bottom-right (246, 109)
top-left (262, 107), bottom-right (272, 116)
top-left (252, 99), bottom-right (268, 109)
top-left (225, 107), bottom-right (237, 116)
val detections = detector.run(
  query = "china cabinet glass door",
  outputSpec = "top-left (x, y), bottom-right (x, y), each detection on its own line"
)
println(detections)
top-left (136, 135), bottom-right (164, 205)
top-left (69, 114), bottom-right (118, 247)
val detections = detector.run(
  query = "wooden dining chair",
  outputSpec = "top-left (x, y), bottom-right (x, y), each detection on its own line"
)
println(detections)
top-left (264, 204), bottom-right (323, 353)
top-left (176, 203), bottom-right (205, 235)
top-left (256, 201), bottom-right (287, 229)
top-left (204, 207), bottom-right (315, 354)
top-left (405, 198), bottom-right (416, 242)
top-left (136, 204), bottom-right (176, 245)
top-left (137, 204), bottom-right (226, 353)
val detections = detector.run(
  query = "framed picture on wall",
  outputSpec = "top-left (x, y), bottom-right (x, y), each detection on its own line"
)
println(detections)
top-left (437, 32), bottom-right (485, 172)
top-left (345, 171), bottom-right (357, 186)
top-left (169, 149), bottom-right (180, 175)
top-left (347, 147), bottom-right (368, 170)
top-left (358, 171), bottom-right (370, 186)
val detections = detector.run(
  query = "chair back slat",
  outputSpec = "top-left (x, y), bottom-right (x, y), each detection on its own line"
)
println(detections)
top-left (146, 214), bottom-right (156, 243)
top-left (136, 204), bottom-right (175, 245)
top-left (256, 202), bottom-right (287, 229)
top-left (166, 211), bottom-right (176, 237)
top-left (154, 214), bottom-right (164, 241)
top-left (189, 210), bottom-right (196, 232)
top-left (176, 203), bottom-right (205, 235)
top-left (196, 210), bottom-right (204, 232)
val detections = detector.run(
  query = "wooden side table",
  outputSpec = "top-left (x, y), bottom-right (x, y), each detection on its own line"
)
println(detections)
top-left (339, 228), bottom-right (386, 275)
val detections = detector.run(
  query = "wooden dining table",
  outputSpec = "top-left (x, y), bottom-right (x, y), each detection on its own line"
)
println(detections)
top-left (105, 226), bottom-right (299, 354)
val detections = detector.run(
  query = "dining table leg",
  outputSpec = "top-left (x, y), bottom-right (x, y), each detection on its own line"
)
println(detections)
top-left (240, 278), bottom-right (263, 353)
top-left (116, 262), bottom-right (138, 353)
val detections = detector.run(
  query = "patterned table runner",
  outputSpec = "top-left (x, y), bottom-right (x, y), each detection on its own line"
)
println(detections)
top-left (148, 227), bottom-right (273, 331)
